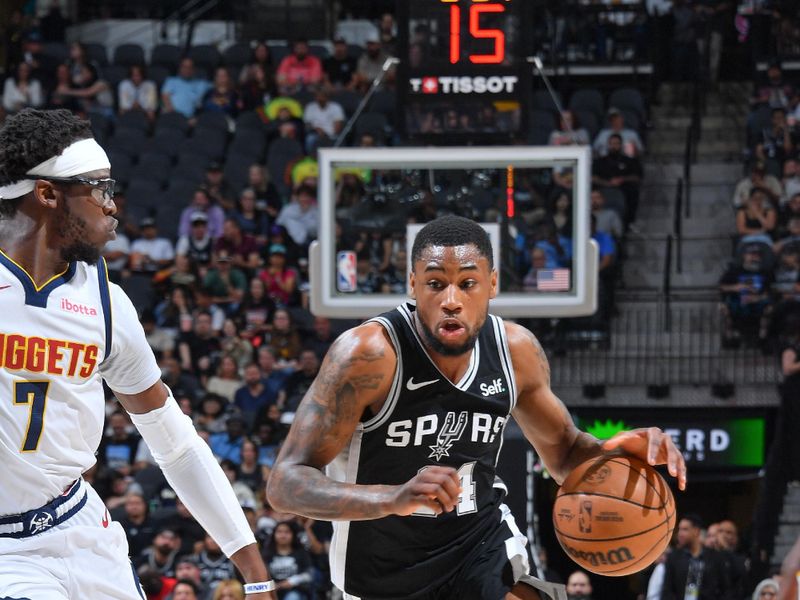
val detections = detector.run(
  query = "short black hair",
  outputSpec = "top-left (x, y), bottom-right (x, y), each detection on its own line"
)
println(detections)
top-left (411, 215), bottom-right (493, 269)
top-left (0, 108), bottom-right (92, 217)
top-left (681, 513), bottom-right (704, 529)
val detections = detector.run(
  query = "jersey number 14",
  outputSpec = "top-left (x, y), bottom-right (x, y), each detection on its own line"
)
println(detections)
top-left (413, 461), bottom-right (478, 517)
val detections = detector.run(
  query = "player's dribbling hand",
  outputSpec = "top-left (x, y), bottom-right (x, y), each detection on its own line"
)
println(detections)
top-left (601, 427), bottom-right (688, 490)
top-left (389, 465), bottom-right (462, 516)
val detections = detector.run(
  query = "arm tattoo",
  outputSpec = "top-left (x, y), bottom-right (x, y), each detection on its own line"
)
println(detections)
top-left (269, 341), bottom-right (393, 520)
top-left (526, 330), bottom-right (551, 386)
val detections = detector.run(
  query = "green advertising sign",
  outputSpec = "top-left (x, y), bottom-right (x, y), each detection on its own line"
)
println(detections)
top-left (576, 414), bottom-right (766, 468)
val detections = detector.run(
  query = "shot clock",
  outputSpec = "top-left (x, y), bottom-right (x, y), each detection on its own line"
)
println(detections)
top-left (397, 0), bottom-right (532, 143)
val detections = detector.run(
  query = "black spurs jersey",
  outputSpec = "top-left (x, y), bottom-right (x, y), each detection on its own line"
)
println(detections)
top-left (327, 302), bottom-right (521, 599)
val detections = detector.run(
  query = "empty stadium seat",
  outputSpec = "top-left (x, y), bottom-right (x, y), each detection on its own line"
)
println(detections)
top-left (331, 89), bottom-right (362, 117)
top-left (532, 90), bottom-right (562, 114)
top-left (113, 44), bottom-right (146, 67)
top-left (116, 110), bottom-right (151, 134)
top-left (229, 128), bottom-right (267, 161)
top-left (155, 112), bottom-right (191, 135)
top-left (266, 138), bottom-right (303, 195)
top-left (195, 111), bottom-right (231, 134)
top-left (85, 43), bottom-right (108, 67)
top-left (188, 44), bottom-right (222, 72)
top-left (131, 153), bottom-right (172, 187)
top-left (569, 89), bottom-right (605, 123)
top-left (150, 44), bottom-right (182, 72)
top-left (106, 128), bottom-right (147, 161)
top-left (354, 111), bottom-right (390, 142)
top-left (529, 109), bottom-right (557, 133)
top-left (609, 88), bottom-right (646, 123)
top-left (42, 42), bottom-right (68, 64)
top-left (222, 43), bottom-right (252, 70)
top-left (149, 129), bottom-right (186, 159)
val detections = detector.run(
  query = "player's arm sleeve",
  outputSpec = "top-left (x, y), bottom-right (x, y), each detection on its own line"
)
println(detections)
top-left (99, 282), bottom-right (162, 394)
top-left (128, 396), bottom-right (257, 557)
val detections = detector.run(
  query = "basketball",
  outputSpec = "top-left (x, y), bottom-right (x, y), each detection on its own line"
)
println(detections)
top-left (552, 455), bottom-right (676, 577)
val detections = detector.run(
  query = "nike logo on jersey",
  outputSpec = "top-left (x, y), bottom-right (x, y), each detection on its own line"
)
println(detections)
top-left (406, 377), bottom-right (439, 391)
top-left (0, 284), bottom-right (10, 290)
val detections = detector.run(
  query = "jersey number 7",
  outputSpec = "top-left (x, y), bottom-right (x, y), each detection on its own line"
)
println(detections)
top-left (13, 380), bottom-right (50, 452)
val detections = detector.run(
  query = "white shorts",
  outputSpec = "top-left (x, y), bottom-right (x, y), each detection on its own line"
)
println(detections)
top-left (0, 480), bottom-right (144, 599)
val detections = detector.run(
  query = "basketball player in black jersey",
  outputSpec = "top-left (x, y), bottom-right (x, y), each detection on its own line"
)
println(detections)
top-left (267, 215), bottom-right (687, 600)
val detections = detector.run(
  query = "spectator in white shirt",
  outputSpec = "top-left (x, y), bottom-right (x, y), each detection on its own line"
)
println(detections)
top-left (593, 107), bottom-right (644, 158)
top-left (102, 231), bottom-right (131, 284)
top-left (303, 88), bottom-right (345, 153)
top-left (130, 217), bottom-right (176, 272)
top-left (276, 184), bottom-right (318, 247)
top-left (118, 64), bottom-right (158, 121)
top-left (2, 62), bottom-right (43, 113)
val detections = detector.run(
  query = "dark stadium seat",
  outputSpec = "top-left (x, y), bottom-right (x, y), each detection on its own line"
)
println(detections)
top-left (600, 187), bottom-right (627, 221)
top-left (116, 110), bottom-right (151, 134)
top-left (609, 88), bottom-right (646, 123)
top-left (268, 43), bottom-right (290, 64)
top-left (573, 109), bottom-right (600, 139)
top-left (173, 153), bottom-right (212, 184)
top-left (235, 111), bottom-right (266, 134)
top-left (569, 89), bottom-right (605, 123)
top-left (42, 42), bottom-right (68, 64)
top-left (528, 127), bottom-right (551, 146)
top-left (149, 128), bottom-right (186, 159)
top-left (347, 44), bottom-right (364, 60)
top-left (186, 128), bottom-right (228, 160)
top-left (113, 44), bottom-right (146, 67)
top-left (354, 111), bottom-right (390, 142)
top-left (368, 90), bottom-right (396, 123)
top-left (154, 201), bottom-right (185, 241)
top-left (102, 65), bottom-right (128, 92)
top-left (222, 42), bottom-right (252, 70)
top-left (164, 180), bottom-right (201, 207)
top-left (291, 89), bottom-right (315, 107)
top-left (131, 153), bottom-right (172, 187)
top-left (155, 112), bottom-right (191, 135)
top-left (89, 113), bottom-right (112, 145)
top-left (85, 43), bottom-right (108, 67)
top-left (229, 128), bottom-right (267, 161)
top-left (195, 111), bottom-right (231, 134)
top-left (529, 109), bottom-right (557, 133)
top-left (121, 274), bottom-right (156, 314)
top-left (106, 128), bottom-right (147, 160)
top-left (150, 44), bottom-right (182, 72)
top-left (331, 89), bottom-right (362, 117)
top-left (188, 44), bottom-right (222, 72)
top-left (125, 179), bottom-right (162, 212)
top-left (532, 90), bottom-right (561, 114)
top-left (107, 152), bottom-right (133, 186)
top-left (310, 44), bottom-right (330, 60)
top-left (224, 152), bottom-right (256, 195)
top-left (147, 65), bottom-right (171, 89)
top-left (620, 109), bottom-right (642, 133)
top-left (266, 138), bottom-right (303, 196)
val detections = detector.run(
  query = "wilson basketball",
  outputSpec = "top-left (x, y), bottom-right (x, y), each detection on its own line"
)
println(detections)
top-left (552, 455), bottom-right (676, 576)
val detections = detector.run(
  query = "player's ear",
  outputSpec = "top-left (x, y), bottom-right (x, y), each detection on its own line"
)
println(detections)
top-left (408, 270), bottom-right (416, 299)
top-left (32, 179), bottom-right (58, 209)
top-left (489, 268), bottom-right (498, 299)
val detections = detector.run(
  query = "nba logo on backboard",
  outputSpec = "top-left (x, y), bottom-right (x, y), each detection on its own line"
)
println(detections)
top-left (337, 251), bottom-right (357, 293)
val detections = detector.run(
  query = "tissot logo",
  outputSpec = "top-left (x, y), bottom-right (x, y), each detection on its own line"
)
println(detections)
top-left (410, 75), bottom-right (518, 95)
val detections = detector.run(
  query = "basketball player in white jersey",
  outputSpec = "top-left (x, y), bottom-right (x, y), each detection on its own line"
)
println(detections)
top-left (267, 216), bottom-right (687, 600)
top-left (0, 109), bottom-right (275, 599)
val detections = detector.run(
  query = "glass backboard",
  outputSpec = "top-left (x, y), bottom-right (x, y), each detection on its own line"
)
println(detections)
top-left (310, 145), bottom-right (598, 318)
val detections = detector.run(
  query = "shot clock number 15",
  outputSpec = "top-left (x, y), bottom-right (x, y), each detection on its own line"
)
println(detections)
top-left (442, 0), bottom-right (509, 65)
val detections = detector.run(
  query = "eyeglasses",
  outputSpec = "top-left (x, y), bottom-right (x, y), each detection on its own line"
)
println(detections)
top-left (25, 175), bottom-right (116, 207)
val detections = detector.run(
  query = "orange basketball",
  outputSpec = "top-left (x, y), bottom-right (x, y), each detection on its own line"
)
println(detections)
top-left (552, 455), bottom-right (676, 576)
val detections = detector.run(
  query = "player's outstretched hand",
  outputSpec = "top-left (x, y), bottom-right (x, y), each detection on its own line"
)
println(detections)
top-left (601, 427), bottom-right (687, 491)
top-left (389, 465), bottom-right (462, 516)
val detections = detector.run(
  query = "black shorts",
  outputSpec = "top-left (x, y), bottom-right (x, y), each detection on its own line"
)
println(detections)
top-left (346, 505), bottom-right (534, 600)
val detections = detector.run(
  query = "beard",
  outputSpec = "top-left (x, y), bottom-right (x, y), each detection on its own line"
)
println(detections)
top-left (416, 310), bottom-right (484, 357)
top-left (57, 200), bottom-right (101, 264)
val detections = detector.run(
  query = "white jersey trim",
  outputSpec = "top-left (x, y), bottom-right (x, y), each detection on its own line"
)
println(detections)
top-left (397, 303), bottom-right (480, 391)
top-left (499, 502), bottom-right (531, 582)
top-left (329, 427), bottom-right (364, 594)
top-left (362, 316), bottom-right (403, 433)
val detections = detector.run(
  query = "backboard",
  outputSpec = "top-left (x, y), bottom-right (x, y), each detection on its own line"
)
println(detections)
top-left (310, 145), bottom-right (598, 318)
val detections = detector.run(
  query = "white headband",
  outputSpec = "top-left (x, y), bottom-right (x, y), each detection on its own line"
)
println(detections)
top-left (0, 138), bottom-right (111, 200)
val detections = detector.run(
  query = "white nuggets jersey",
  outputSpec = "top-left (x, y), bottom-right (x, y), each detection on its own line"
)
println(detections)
top-left (0, 251), bottom-right (161, 516)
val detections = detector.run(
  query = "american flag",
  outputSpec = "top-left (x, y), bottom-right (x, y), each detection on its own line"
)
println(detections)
top-left (536, 269), bottom-right (570, 291)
